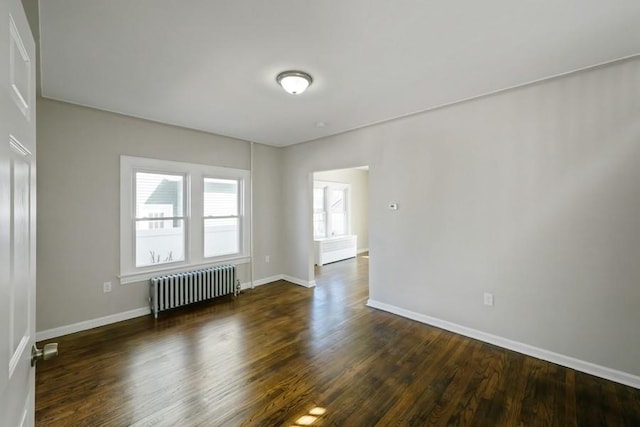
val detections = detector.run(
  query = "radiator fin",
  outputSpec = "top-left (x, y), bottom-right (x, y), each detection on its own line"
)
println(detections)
top-left (324, 238), bottom-right (355, 252)
top-left (150, 264), bottom-right (237, 318)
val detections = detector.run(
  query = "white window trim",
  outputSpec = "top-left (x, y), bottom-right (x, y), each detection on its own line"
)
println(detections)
top-left (119, 156), bottom-right (251, 285)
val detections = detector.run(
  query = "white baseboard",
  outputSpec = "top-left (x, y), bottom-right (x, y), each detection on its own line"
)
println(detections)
top-left (282, 275), bottom-right (316, 288)
top-left (240, 274), bottom-right (284, 290)
top-left (366, 299), bottom-right (640, 389)
top-left (37, 274), bottom-right (314, 341)
top-left (242, 274), bottom-right (318, 290)
top-left (36, 306), bottom-right (150, 342)
top-left (357, 248), bottom-right (369, 254)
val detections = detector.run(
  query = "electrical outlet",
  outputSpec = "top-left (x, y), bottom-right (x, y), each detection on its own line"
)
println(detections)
top-left (483, 292), bottom-right (494, 306)
top-left (265, 255), bottom-right (270, 263)
top-left (103, 281), bottom-right (112, 293)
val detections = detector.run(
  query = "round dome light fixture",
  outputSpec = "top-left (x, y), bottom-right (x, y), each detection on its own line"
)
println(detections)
top-left (276, 70), bottom-right (313, 95)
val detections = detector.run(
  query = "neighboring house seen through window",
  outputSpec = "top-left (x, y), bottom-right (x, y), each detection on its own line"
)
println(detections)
top-left (135, 172), bottom-right (185, 267)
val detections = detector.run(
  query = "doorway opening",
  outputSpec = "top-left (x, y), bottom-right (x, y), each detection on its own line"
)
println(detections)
top-left (309, 166), bottom-right (369, 295)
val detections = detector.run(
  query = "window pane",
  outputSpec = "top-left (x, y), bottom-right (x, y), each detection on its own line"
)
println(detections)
top-left (331, 212), bottom-right (346, 236)
top-left (313, 188), bottom-right (325, 211)
top-left (204, 178), bottom-right (238, 216)
top-left (204, 218), bottom-right (239, 257)
top-left (136, 172), bottom-right (184, 218)
top-left (136, 219), bottom-right (185, 267)
top-left (313, 213), bottom-right (326, 238)
top-left (330, 189), bottom-right (345, 212)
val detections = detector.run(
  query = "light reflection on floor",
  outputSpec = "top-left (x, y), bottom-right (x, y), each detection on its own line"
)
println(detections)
top-left (125, 312), bottom-right (248, 422)
top-left (36, 255), bottom-right (371, 425)
top-left (120, 256), bottom-right (365, 424)
top-left (309, 258), bottom-right (360, 351)
top-left (125, 335), bottom-right (188, 422)
top-left (291, 406), bottom-right (328, 426)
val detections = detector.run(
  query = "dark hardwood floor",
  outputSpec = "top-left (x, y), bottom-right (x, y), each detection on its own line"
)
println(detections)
top-left (36, 254), bottom-right (640, 426)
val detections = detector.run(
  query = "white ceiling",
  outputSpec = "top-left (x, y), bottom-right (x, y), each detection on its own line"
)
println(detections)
top-left (38, 1), bottom-right (640, 147)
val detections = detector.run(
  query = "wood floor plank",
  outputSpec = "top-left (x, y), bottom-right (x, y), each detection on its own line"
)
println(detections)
top-left (35, 255), bottom-right (640, 426)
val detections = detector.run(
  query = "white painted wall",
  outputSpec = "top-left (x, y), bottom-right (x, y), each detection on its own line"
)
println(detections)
top-left (314, 168), bottom-right (369, 251)
top-left (36, 99), bottom-right (283, 331)
top-left (281, 57), bottom-right (640, 377)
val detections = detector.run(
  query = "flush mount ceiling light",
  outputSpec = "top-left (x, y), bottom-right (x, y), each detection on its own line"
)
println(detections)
top-left (276, 70), bottom-right (313, 95)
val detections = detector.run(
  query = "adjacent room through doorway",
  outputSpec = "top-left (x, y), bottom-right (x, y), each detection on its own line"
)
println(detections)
top-left (310, 166), bottom-right (369, 289)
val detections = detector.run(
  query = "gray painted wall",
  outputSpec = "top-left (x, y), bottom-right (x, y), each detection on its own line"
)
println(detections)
top-left (36, 99), bottom-right (282, 331)
top-left (314, 168), bottom-right (369, 251)
top-left (282, 58), bottom-right (640, 376)
top-left (35, 58), bottom-right (640, 379)
top-left (251, 143), bottom-right (284, 279)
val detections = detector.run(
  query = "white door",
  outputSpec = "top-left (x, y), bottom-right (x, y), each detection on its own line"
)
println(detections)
top-left (0, 0), bottom-right (38, 426)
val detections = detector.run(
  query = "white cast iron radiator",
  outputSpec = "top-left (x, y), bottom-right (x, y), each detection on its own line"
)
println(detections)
top-left (149, 264), bottom-right (239, 318)
top-left (314, 235), bottom-right (358, 266)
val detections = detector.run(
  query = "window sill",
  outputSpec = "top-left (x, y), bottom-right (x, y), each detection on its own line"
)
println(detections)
top-left (118, 256), bottom-right (251, 285)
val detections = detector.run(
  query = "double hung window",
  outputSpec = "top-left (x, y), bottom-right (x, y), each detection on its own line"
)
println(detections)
top-left (313, 181), bottom-right (350, 239)
top-left (329, 188), bottom-right (347, 236)
top-left (204, 178), bottom-right (240, 257)
top-left (313, 187), bottom-right (327, 238)
top-left (120, 156), bottom-right (250, 284)
top-left (134, 172), bottom-right (186, 267)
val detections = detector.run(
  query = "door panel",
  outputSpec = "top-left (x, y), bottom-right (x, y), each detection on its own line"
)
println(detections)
top-left (0, 0), bottom-right (36, 426)
top-left (10, 151), bottom-right (32, 374)
top-left (9, 13), bottom-right (32, 119)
